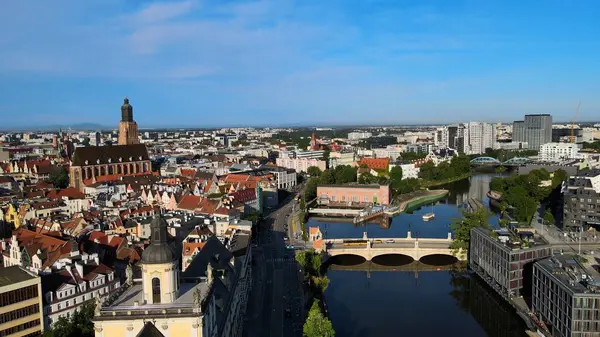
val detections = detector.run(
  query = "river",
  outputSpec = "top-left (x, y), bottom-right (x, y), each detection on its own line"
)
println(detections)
top-left (309, 173), bottom-right (529, 337)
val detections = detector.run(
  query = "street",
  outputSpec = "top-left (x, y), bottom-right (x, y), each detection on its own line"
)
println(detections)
top-left (244, 191), bottom-right (306, 337)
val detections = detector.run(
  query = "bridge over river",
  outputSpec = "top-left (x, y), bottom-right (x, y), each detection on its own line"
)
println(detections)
top-left (324, 232), bottom-right (466, 262)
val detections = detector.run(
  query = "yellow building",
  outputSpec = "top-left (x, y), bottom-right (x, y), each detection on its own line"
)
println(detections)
top-left (0, 266), bottom-right (44, 337)
top-left (3, 204), bottom-right (22, 229)
top-left (93, 216), bottom-right (219, 337)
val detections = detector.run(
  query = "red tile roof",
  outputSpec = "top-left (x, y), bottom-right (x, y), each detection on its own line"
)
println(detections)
top-left (178, 195), bottom-right (203, 211)
top-left (359, 157), bottom-right (390, 170)
top-left (229, 189), bottom-right (256, 203)
top-left (183, 242), bottom-right (206, 256)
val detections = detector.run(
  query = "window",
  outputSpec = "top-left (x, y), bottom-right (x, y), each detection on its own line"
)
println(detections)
top-left (152, 278), bottom-right (161, 304)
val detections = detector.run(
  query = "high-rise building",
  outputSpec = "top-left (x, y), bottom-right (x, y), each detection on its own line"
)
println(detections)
top-left (512, 115), bottom-right (552, 151)
top-left (0, 266), bottom-right (44, 336)
top-left (437, 123), bottom-right (494, 155)
top-left (118, 97), bottom-right (140, 146)
top-left (464, 122), bottom-right (496, 155)
top-left (512, 121), bottom-right (526, 143)
top-left (533, 255), bottom-right (600, 337)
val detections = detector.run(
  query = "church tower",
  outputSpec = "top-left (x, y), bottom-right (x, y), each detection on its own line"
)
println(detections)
top-left (140, 216), bottom-right (179, 304)
top-left (118, 97), bottom-right (140, 145)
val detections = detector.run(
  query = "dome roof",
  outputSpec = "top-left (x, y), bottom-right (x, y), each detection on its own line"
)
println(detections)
top-left (141, 216), bottom-right (175, 265)
top-left (142, 243), bottom-right (174, 264)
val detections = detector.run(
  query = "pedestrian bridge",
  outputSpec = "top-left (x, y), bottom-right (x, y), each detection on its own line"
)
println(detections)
top-left (324, 232), bottom-right (466, 262)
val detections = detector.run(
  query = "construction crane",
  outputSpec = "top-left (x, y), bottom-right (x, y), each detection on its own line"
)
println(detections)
top-left (570, 101), bottom-right (581, 143)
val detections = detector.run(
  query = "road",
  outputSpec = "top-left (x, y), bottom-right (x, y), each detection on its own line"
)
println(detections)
top-left (244, 191), bottom-right (305, 337)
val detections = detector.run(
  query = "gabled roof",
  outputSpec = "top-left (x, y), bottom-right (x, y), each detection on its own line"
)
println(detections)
top-left (177, 195), bottom-right (202, 211)
top-left (136, 322), bottom-right (165, 337)
top-left (71, 144), bottom-right (149, 166)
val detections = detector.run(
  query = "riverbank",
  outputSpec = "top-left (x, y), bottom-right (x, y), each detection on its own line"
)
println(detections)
top-left (421, 172), bottom-right (472, 188)
top-left (394, 189), bottom-right (449, 214)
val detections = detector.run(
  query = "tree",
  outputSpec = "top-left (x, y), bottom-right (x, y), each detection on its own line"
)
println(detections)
top-left (304, 178), bottom-right (319, 201)
top-left (44, 301), bottom-right (95, 337)
top-left (332, 165), bottom-right (357, 184)
top-left (543, 209), bottom-right (555, 225)
top-left (312, 276), bottom-right (330, 294)
top-left (47, 167), bottom-right (69, 189)
top-left (307, 166), bottom-right (322, 177)
top-left (81, 137), bottom-right (90, 146)
top-left (319, 170), bottom-right (335, 185)
top-left (450, 208), bottom-right (491, 255)
top-left (389, 166), bottom-right (403, 183)
top-left (303, 300), bottom-right (335, 337)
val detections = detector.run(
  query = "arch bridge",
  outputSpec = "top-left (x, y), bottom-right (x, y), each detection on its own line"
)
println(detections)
top-left (470, 156), bottom-right (532, 166)
top-left (324, 232), bottom-right (465, 262)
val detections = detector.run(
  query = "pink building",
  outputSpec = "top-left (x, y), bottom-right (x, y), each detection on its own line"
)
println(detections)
top-left (316, 184), bottom-right (391, 206)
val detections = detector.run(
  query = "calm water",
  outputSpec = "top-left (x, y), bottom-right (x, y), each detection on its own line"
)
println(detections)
top-left (318, 173), bottom-right (529, 337)
top-left (308, 174), bottom-right (502, 240)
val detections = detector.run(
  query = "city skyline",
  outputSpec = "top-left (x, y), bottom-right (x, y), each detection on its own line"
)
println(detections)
top-left (2, 0), bottom-right (600, 127)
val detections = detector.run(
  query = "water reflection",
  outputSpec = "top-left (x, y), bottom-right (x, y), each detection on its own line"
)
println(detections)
top-left (309, 173), bottom-right (505, 240)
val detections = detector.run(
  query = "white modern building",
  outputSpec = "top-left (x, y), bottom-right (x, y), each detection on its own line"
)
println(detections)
top-left (539, 142), bottom-right (580, 162)
top-left (347, 132), bottom-right (372, 141)
top-left (436, 122), bottom-right (495, 155)
top-left (275, 157), bottom-right (327, 173)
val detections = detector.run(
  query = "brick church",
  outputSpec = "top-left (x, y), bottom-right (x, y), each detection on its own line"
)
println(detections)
top-left (69, 98), bottom-right (152, 192)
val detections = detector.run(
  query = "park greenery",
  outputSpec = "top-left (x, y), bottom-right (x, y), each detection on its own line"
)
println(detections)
top-left (295, 249), bottom-right (335, 337)
top-left (489, 169), bottom-right (568, 224)
top-left (450, 208), bottom-right (491, 256)
top-left (43, 302), bottom-right (95, 337)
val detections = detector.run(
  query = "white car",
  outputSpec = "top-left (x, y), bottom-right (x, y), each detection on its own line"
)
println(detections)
top-left (385, 239), bottom-right (395, 244)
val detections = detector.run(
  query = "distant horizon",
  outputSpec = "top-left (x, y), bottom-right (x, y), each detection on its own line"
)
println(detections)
top-left (2, 1), bottom-right (600, 127)
top-left (1, 119), bottom-right (598, 133)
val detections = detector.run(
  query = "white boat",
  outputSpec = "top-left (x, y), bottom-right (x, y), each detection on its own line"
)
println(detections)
top-left (422, 204), bottom-right (435, 221)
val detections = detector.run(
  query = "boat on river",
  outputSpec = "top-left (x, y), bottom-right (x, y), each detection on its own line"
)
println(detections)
top-left (422, 203), bottom-right (435, 221)
top-left (422, 212), bottom-right (435, 221)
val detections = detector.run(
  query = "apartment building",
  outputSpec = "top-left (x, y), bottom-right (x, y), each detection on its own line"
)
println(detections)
top-left (470, 227), bottom-right (551, 298)
top-left (563, 169), bottom-right (600, 230)
top-left (540, 142), bottom-right (580, 162)
top-left (0, 266), bottom-right (44, 337)
top-left (533, 255), bottom-right (600, 337)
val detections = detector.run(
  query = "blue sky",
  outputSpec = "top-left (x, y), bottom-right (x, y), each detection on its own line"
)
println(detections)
top-left (1, 0), bottom-right (599, 128)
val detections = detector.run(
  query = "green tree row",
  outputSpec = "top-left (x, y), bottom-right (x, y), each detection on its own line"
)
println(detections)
top-left (295, 249), bottom-right (335, 337)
